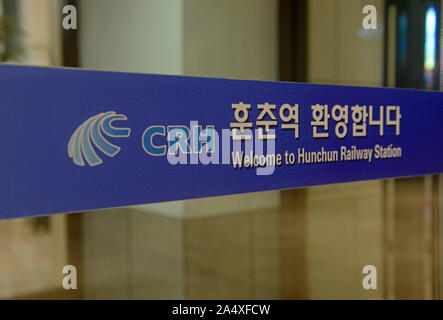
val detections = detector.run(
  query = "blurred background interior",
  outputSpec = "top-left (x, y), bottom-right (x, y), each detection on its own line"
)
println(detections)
top-left (0, 0), bottom-right (442, 299)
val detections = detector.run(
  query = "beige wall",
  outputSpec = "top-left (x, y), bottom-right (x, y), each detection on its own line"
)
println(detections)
top-left (79, 0), bottom-right (186, 299)
top-left (79, 0), bottom-right (280, 299)
top-left (18, 0), bottom-right (62, 65)
top-left (306, 0), bottom-right (385, 299)
top-left (80, 0), bottom-right (183, 75)
top-left (0, 215), bottom-right (66, 298)
top-left (306, 182), bottom-right (384, 299)
top-left (183, 0), bottom-right (277, 81)
top-left (308, 0), bottom-right (384, 87)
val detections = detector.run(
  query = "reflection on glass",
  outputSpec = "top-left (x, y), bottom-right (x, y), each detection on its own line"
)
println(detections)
top-left (398, 12), bottom-right (408, 75)
top-left (424, 6), bottom-right (437, 89)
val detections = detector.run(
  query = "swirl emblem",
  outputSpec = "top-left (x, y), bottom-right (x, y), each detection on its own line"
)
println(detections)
top-left (68, 111), bottom-right (131, 166)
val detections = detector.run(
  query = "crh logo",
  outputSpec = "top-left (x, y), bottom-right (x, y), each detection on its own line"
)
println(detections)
top-left (68, 111), bottom-right (130, 167)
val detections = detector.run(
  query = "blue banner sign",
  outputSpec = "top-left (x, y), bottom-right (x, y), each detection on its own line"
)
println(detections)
top-left (0, 65), bottom-right (442, 219)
